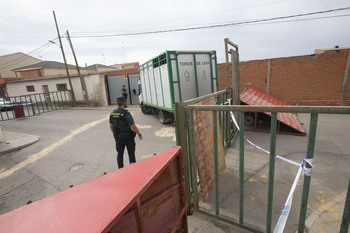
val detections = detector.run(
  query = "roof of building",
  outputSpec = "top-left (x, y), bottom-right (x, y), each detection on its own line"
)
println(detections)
top-left (85, 64), bottom-right (117, 72)
top-left (0, 52), bottom-right (43, 78)
top-left (240, 87), bottom-right (306, 135)
top-left (12, 61), bottom-right (78, 71)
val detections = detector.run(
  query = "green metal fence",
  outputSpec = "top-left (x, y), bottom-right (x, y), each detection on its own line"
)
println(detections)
top-left (1, 90), bottom-right (73, 121)
top-left (175, 91), bottom-right (350, 232)
top-left (175, 89), bottom-right (233, 213)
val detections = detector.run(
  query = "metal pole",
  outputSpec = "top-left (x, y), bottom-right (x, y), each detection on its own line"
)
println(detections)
top-left (66, 30), bottom-right (88, 103)
top-left (231, 49), bottom-right (240, 106)
top-left (225, 38), bottom-right (230, 89)
top-left (298, 113), bottom-right (318, 233)
top-left (52, 11), bottom-right (76, 106)
top-left (213, 111), bottom-right (220, 216)
top-left (175, 102), bottom-right (193, 214)
top-left (239, 111), bottom-right (245, 224)
top-left (266, 112), bottom-right (277, 232)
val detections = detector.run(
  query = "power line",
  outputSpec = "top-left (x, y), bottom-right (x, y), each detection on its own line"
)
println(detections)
top-left (70, 6), bottom-right (350, 38)
top-left (0, 37), bottom-right (59, 69)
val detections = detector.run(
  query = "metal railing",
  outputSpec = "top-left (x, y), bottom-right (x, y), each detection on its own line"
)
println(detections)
top-left (184, 104), bottom-right (350, 233)
top-left (1, 90), bottom-right (73, 121)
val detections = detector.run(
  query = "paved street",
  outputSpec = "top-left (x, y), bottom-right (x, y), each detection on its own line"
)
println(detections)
top-left (0, 107), bottom-right (349, 232)
top-left (0, 105), bottom-right (177, 214)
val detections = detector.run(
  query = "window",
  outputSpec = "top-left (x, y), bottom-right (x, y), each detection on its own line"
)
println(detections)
top-left (37, 69), bottom-right (42, 77)
top-left (56, 83), bottom-right (67, 91)
top-left (26, 85), bottom-right (35, 92)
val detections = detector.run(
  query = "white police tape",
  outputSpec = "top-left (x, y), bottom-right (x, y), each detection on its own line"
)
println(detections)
top-left (274, 163), bottom-right (303, 233)
top-left (229, 111), bottom-right (300, 167)
top-left (227, 106), bottom-right (314, 232)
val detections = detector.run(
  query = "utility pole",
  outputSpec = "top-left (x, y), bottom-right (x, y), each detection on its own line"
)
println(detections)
top-left (66, 30), bottom-right (89, 104)
top-left (52, 11), bottom-right (76, 106)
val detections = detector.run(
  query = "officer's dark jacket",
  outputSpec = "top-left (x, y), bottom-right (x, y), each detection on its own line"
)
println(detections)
top-left (109, 108), bottom-right (134, 134)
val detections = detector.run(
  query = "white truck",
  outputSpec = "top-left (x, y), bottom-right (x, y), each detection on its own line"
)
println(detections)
top-left (138, 50), bottom-right (218, 123)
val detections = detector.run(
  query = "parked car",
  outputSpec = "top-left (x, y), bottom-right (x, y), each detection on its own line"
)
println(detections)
top-left (0, 98), bottom-right (14, 111)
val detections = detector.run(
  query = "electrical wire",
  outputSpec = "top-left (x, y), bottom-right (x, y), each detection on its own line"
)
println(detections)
top-left (70, 6), bottom-right (350, 38)
top-left (0, 37), bottom-right (59, 69)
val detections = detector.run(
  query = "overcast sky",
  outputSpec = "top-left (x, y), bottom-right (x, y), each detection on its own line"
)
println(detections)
top-left (1, 0), bottom-right (349, 67)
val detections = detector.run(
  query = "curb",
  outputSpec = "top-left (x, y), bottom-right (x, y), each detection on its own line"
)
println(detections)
top-left (297, 190), bottom-right (347, 232)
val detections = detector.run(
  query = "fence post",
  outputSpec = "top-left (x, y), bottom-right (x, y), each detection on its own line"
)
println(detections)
top-left (175, 102), bottom-right (193, 214)
top-left (298, 113), bottom-right (318, 232)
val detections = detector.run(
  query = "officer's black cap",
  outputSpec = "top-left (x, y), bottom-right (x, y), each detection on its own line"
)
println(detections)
top-left (116, 96), bottom-right (125, 102)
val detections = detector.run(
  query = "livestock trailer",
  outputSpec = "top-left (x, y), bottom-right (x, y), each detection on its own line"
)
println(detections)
top-left (138, 50), bottom-right (218, 123)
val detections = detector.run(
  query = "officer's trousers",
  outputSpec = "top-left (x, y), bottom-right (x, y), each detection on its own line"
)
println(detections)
top-left (115, 133), bottom-right (136, 169)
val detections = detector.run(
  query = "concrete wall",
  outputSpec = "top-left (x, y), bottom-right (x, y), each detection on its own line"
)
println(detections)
top-left (218, 50), bottom-right (350, 106)
top-left (5, 73), bottom-right (108, 106)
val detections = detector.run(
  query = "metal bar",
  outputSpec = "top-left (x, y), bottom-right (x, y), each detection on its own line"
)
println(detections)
top-left (266, 112), bottom-right (277, 233)
top-left (23, 96), bottom-right (29, 116)
top-left (38, 94), bottom-right (44, 112)
top-left (182, 89), bottom-right (227, 105)
top-left (188, 109), bottom-right (199, 210)
top-left (52, 92), bottom-right (57, 110)
top-left (49, 93), bottom-right (53, 111)
top-left (225, 38), bottom-right (230, 88)
top-left (340, 179), bottom-right (350, 233)
top-left (298, 113), bottom-right (318, 233)
top-left (239, 111), bottom-right (245, 224)
top-left (193, 53), bottom-right (199, 97)
top-left (29, 95), bottom-right (35, 116)
top-left (187, 105), bottom-right (350, 114)
top-left (174, 102), bottom-right (192, 213)
top-left (213, 111), bottom-right (220, 216)
top-left (34, 94), bottom-right (40, 113)
top-left (197, 208), bottom-right (264, 233)
top-left (64, 91), bottom-right (68, 108)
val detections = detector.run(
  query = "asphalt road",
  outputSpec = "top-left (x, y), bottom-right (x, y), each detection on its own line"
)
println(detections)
top-left (0, 107), bottom-right (349, 233)
top-left (0, 105), bottom-right (176, 215)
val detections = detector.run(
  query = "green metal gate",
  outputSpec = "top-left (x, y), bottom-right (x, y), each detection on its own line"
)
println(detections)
top-left (175, 90), bottom-right (350, 233)
top-left (1, 90), bottom-right (73, 121)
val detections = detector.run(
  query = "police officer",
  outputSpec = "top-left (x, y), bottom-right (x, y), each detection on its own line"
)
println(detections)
top-left (109, 97), bottom-right (143, 168)
top-left (122, 85), bottom-right (128, 107)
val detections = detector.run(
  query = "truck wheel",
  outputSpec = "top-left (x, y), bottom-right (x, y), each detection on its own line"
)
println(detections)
top-left (158, 110), bottom-right (174, 124)
top-left (141, 105), bottom-right (151, 114)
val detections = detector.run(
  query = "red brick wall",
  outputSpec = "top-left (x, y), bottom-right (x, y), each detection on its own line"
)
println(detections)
top-left (19, 69), bottom-right (40, 78)
top-left (218, 50), bottom-right (350, 106)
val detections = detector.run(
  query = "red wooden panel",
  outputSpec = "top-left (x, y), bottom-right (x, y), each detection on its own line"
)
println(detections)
top-left (0, 146), bottom-right (187, 233)
top-left (240, 87), bottom-right (306, 135)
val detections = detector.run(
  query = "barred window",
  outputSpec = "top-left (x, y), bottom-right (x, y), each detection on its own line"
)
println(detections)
top-left (56, 83), bottom-right (67, 91)
top-left (26, 85), bottom-right (35, 92)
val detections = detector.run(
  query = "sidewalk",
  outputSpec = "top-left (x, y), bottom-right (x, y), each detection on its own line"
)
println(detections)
top-left (0, 131), bottom-right (39, 156)
top-left (305, 190), bottom-right (348, 233)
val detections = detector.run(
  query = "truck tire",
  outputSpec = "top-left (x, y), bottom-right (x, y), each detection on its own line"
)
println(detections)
top-left (158, 110), bottom-right (174, 124)
top-left (141, 105), bottom-right (152, 114)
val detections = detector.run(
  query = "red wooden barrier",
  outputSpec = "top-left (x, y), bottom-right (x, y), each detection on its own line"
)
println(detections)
top-left (0, 146), bottom-right (187, 233)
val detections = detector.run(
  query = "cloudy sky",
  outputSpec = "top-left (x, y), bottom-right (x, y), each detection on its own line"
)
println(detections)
top-left (1, 0), bottom-right (349, 66)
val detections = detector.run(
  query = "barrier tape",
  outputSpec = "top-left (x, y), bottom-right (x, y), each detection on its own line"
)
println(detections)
top-left (229, 111), bottom-right (300, 167)
top-left (225, 102), bottom-right (314, 232)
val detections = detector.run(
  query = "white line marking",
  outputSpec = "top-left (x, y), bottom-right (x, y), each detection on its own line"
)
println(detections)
top-left (0, 116), bottom-right (108, 180)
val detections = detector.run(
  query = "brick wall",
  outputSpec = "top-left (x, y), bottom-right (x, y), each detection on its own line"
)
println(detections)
top-left (218, 50), bottom-right (350, 106)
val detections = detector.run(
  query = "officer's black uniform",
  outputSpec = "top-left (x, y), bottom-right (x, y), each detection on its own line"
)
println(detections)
top-left (109, 107), bottom-right (136, 168)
